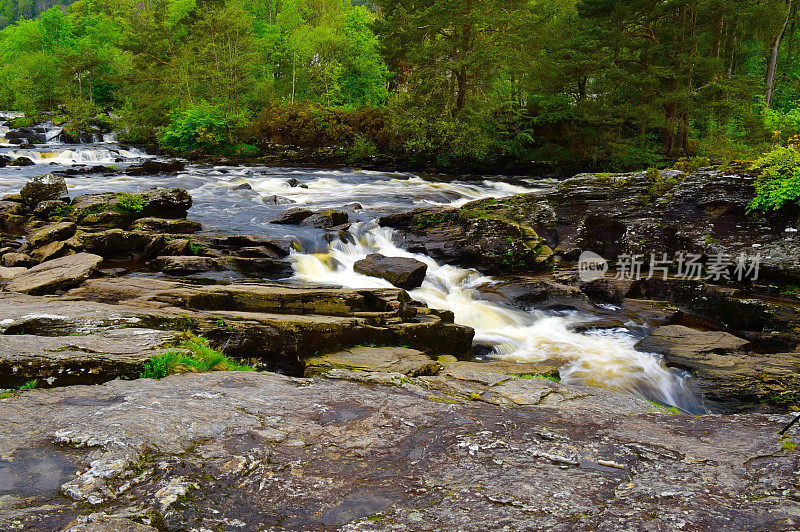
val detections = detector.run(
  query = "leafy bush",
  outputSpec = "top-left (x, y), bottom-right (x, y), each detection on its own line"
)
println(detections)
top-left (748, 146), bottom-right (800, 213)
top-left (160, 102), bottom-right (231, 153)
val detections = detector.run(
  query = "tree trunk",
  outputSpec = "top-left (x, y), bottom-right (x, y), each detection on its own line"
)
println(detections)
top-left (766, 0), bottom-right (793, 109)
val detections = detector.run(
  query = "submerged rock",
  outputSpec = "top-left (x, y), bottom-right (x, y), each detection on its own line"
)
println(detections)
top-left (4, 252), bottom-right (102, 295)
top-left (353, 253), bottom-right (428, 289)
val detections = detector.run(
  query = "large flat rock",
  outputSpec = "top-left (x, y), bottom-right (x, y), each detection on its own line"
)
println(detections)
top-left (0, 371), bottom-right (797, 530)
top-left (0, 329), bottom-right (176, 388)
top-left (304, 346), bottom-right (441, 377)
top-left (4, 253), bottom-right (102, 295)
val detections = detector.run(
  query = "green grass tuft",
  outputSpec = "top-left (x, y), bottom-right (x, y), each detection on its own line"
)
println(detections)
top-left (140, 335), bottom-right (253, 379)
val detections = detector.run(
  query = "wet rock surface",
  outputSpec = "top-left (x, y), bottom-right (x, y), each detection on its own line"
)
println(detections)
top-left (0, 371), bottom-right (798, 531)
top-left (353, 253), bottom-right (428, 289)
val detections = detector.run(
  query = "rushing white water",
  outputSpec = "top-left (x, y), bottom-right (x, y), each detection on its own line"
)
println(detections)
top-left (292, 222), bottom-right (703, 413)
top-left (3, 146), bottom-right (152, 165)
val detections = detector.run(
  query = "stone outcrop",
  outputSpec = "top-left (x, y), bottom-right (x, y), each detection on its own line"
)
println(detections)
top-left (0, 370), bottom-right (797, 531)
top-left (379, 201), bottom-right (555, 274)
top-left (637, 325), bottom-right (800, 409)
top-left (353, 253), bottom-right (428, 289)
top-left (0, 277), bottom-right (474, 382)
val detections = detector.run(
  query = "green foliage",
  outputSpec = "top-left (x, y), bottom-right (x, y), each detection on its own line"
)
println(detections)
top-left (515, 373), bottom-right (561, 382)
top-left (0, 0), bottom-right (797, 170)
top-left (647, 399), bottom-right (681, 414)
top-left (672, 157), bottom-right (711, 174)
top-left (748, 146), bottom-right (800, 213)
top-left (114, 192), bottom-right (148, 215)
top-left (140, 334), bottom-right (253, 379)
top-left (160, 103), bottom-right (232, 154)
top-left (0, 379), bottom-right (38, 399)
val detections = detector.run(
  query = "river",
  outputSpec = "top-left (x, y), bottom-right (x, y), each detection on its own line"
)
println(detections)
top-left (0, 117), bottom-right (704, 413)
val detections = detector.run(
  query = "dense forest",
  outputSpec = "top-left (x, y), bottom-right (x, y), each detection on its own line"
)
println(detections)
top-left (0, 0), bottom-right (74, 27)
top-left (0, 0), bottom-right (799, 174)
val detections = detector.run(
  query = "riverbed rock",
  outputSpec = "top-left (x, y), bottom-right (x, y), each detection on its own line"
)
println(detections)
top-left (72, 187), bottom-right (192, 222)
top-left (379, 202), bottom-right (555, 274)
top-left (0, 328), bottom-right (176, 388)
top-left (26, 221), bottom-right (76, 248)
top-left (8, 156), bottom-right (35, 166)
top-left (636, 325), bottom-right (800, 409)
top-left (19, 173), bottom-right (69, 207)
top-left (483, 276), bottom-right (594, 312)
top-left (33, 199), bottom-right (71, 219)
top-left (353, 253), bottom-right (428, 289)
top-left (65, 277), bottom-right (475, 372)
top-left (30, 240), bottom-right (71, 263)
top-left (0, 371), bottom-right (798, 530)
top-left (131, 217), bottom-right (202, 234)
top-left (269, 207), bottom-right (313, 225)
top-left (150, 255), bottom-right (228, 275)
top-left (0, 266), bottom-right (25, 281)
top-left (4, 252), bottom-right (102, 295)
top-left (304, 346), bottom-right (441, 377)
top-left (123, 160), bottom-right (185, 176)
top-left (1, 252), bottom-right (35, 268)
top-left (77, 229), bottom-right (161, 259)
top-left (301, 209), bottom-right (349, 229)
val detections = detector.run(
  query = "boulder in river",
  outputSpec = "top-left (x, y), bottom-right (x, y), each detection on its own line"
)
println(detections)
top-left (123, 160), bottom-right (185, 176)
top-left (4, 252), bottom-right (102, 295)
top-left (301, 209), bottom-right (349, 229)
top-left (19, 173), bottom-right (69, 207)
top-left (269, 207), bottom-right (314, 225)
top-left (354, 253), bottom-right (428, 290)
top-left (8, 156), bottom-right (35, 167)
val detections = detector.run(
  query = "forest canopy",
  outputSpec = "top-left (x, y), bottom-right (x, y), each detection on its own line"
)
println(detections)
top-left (0, 0), bottom-right (798, 172)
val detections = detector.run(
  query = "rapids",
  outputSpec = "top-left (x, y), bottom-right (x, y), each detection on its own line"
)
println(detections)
top-left (0, 115), bottom-right (703, 411)
top-left (292, 223), bottom-right (703, 413)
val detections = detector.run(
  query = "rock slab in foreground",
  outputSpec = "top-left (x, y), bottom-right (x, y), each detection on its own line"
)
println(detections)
top-left (0, 371), bottom-right (797, 530)
top-left (4, 253), bottom-right (102, 295)
top-left (354, 253), bottom-right (428, 289)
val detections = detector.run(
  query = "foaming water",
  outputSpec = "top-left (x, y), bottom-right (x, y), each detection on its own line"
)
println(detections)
top-left (3, 146), bottom-right (151, 165)
top-left (292, 222), bottom-right (704, 413)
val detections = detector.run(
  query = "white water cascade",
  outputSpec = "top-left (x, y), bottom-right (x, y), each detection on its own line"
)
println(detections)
top-left (292, 222), bottom-right (704, 413)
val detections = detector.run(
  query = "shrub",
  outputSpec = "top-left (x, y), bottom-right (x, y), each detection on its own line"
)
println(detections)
top-left (748, 146), bottom-right (800, 213)
top-left (160, 102), bottom-right (231, 154)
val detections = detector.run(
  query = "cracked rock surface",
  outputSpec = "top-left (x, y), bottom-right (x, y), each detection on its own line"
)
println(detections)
top-left (0, 370), bottom-right (798, 531)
